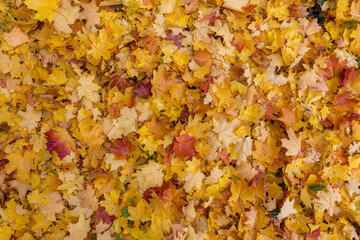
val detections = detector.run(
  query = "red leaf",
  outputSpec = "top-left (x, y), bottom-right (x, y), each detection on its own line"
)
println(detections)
top-left (204, 11), bottom-right (223, 26)
top-left (173, 134), bottom-right (198, 159)
top-left (306, 228), bottom-right (320, 240)
top-left (110, 137), bottom-right (133, 158)
top-left (96, 206), bottom-right (113, 224)
top-left (219, 148), bottom-right (230, 164)
top-left (178, 109), bottom-right (190, 123)
top-left (143, 181), bottom-right (170, 200)
top-left (163, 143), bottom-right (174, 163)
top-left (318, 55), bottom-right (347, 81)
top-left (333, 92), bottom-right (359, 106)
top-left (340, 68), bottom-right (357, 86)
top-left (166, 31), bottom-right (184, 48)
top-left (108, 74), bottom-right (132, 92)
top-left (133, 82), bottom-right (152, 98)
top-left (45, 129), bottom-right (74, 159)
top-left (344, 113), bottom-right (360, 122)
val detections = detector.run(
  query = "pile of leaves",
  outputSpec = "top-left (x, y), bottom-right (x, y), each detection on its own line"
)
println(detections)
top-left (1, 0), bottom-right (360, 239)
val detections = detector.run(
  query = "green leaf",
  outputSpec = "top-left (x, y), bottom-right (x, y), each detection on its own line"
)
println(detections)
top-left (121, 206), bottom-right (130, 217)
top-left (357, 58), bottom-right (360, 68)
top-left (308, 184), bottom-right (326, 191)
top-left (355, 200), bottom-right (360, 211)
top-left (349, 20), bottom-right (356, 30)
top-left (115, 235), bottom-right (123, 240)
top-left (317, 0), bottom-right (326, 5)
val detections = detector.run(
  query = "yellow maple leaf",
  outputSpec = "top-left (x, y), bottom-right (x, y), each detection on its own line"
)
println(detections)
top-left (212, 115), bottom-right (241, 147)
top-left (17, 105), bottom-right (42, 131)
top-left (228, 180), bottom-right (255, 204)
top-left (64, 214), bottom-right (90, 240)
top-left (133, 161), bottom-right (164, 190)
top-left (53, 0), bottom-right (80, 33)
top-left (128, 199), bottom-right (153, 222)
top-left (31, 213), bottom-right (52, 233)
top-left (40, 192), bottom-right (65, 221)
top-left (4, 151), bottom-right (36, 182)
top-left (252, 136), bottom-right (280, 167)
top-left (76, 75), bottom-right (100, 102)
top-left (277, 198), bottom-right (297, 220)
top-left (24, 0), bottom-right (59, 22)
top-left (281, 128), bottom-right (301, 157)
top-left (313, 187), bottom-right (342, 217)
top-left (77, 118), bottom-right (104, 146)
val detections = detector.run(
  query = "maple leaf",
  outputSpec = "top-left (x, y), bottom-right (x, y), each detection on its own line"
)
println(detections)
top-left (114, 107), bottom-right (138, 135)
top-left (110, 137), bottom-right (133, 158)
top-left (86, 29), bottom-right (117, 61)
top-left (252, 136), bottom-right (281, 166)
top-left (77, 185), bottom-right (99, 210)
top-left (107, 74), bottom-right (132, 92)
top-left (166, 31), bottom-right (184, 48)
top-left (4, 151), bottom-right (35, 182)
top-left (313, 187), bottom-right (342, 216)
top-left (147, 116), bottom-right (171, 141)
top-left (298, 68), bottom-right (328, 92)
top-left (97, 229), bottom-right (112, 240)
top-left (181, 170), bottom-right (205, 193)
top-left (40, 192), bottom-right (65, 221)
top-left (205, 166), bottom-right (223, 185)
top-left (76, 75), bottom-right (100, 102)
top-left (18, 104), bottom-right (42, 131)
top-left (277, 107), bottom-right (297, 127)
top-left (53, 0), bottom-right (80, 34)
top-left (133, 82), bottom-right (152, 98)
top-left (244, 206), bottom-right (257, 227)
top-left (229, 180), bottom-right (256, 204)
top-left (45, 128), bottom-right (76, 159)
top-left (158, 182), bottom-right (186, 221)
top-left (194, 49), bottom-right (212, 66)
top-left (152, 66), bottom-right (177, 95)
top-left (79, 0), bottom-right (100, 28)
top-left (277, 198), bottom-right (297, 220)
top-left (174, 134), bottom-right (198, 159)
top-left (346, 179), bottom-right (360, 196)
top-left (212, 115), bottom-right (241, 147)
top-left (133, 160), bottom-right (164, 190)
top-left (45, 67), bottom-right (68, 85)
top-left (127, 199), bottom-right (153, 222)
top-left (3, 27), bottom-right (29, 47)
top-left (96, 206), bottom-right (113, 224)
top-left (222, 0), bottom-right (249, 12)
top-left (24, 0), bottom-right (59, 22)
top-left (340, 68), bottom-right (357, 86)
top-left (78, 119), bottom-right (104, 147)
top-left (281, 128), bottom-right (301, 157)
top-left (8, 180), bottom-right (32, 200)
top-left (64, 214), bottom-right (90, 240)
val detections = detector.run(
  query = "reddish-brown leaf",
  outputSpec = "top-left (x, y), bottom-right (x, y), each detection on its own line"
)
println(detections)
top-left (96, 206), bottom-right (113, 224)
top-left (110, 137), bottom-right (133, 158)
top-left (108, 74), bottom-right (132, 92)
top-left (133, 82), bottom-right (152, 98)
top-left (173, 134), bottom-right (198, 159)
top-left (340, 68), bottom-right (357, 86)
top-left (45, 129), bottom-right (75, 159)
top-left (166, 31), bottom-right (184, 48)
